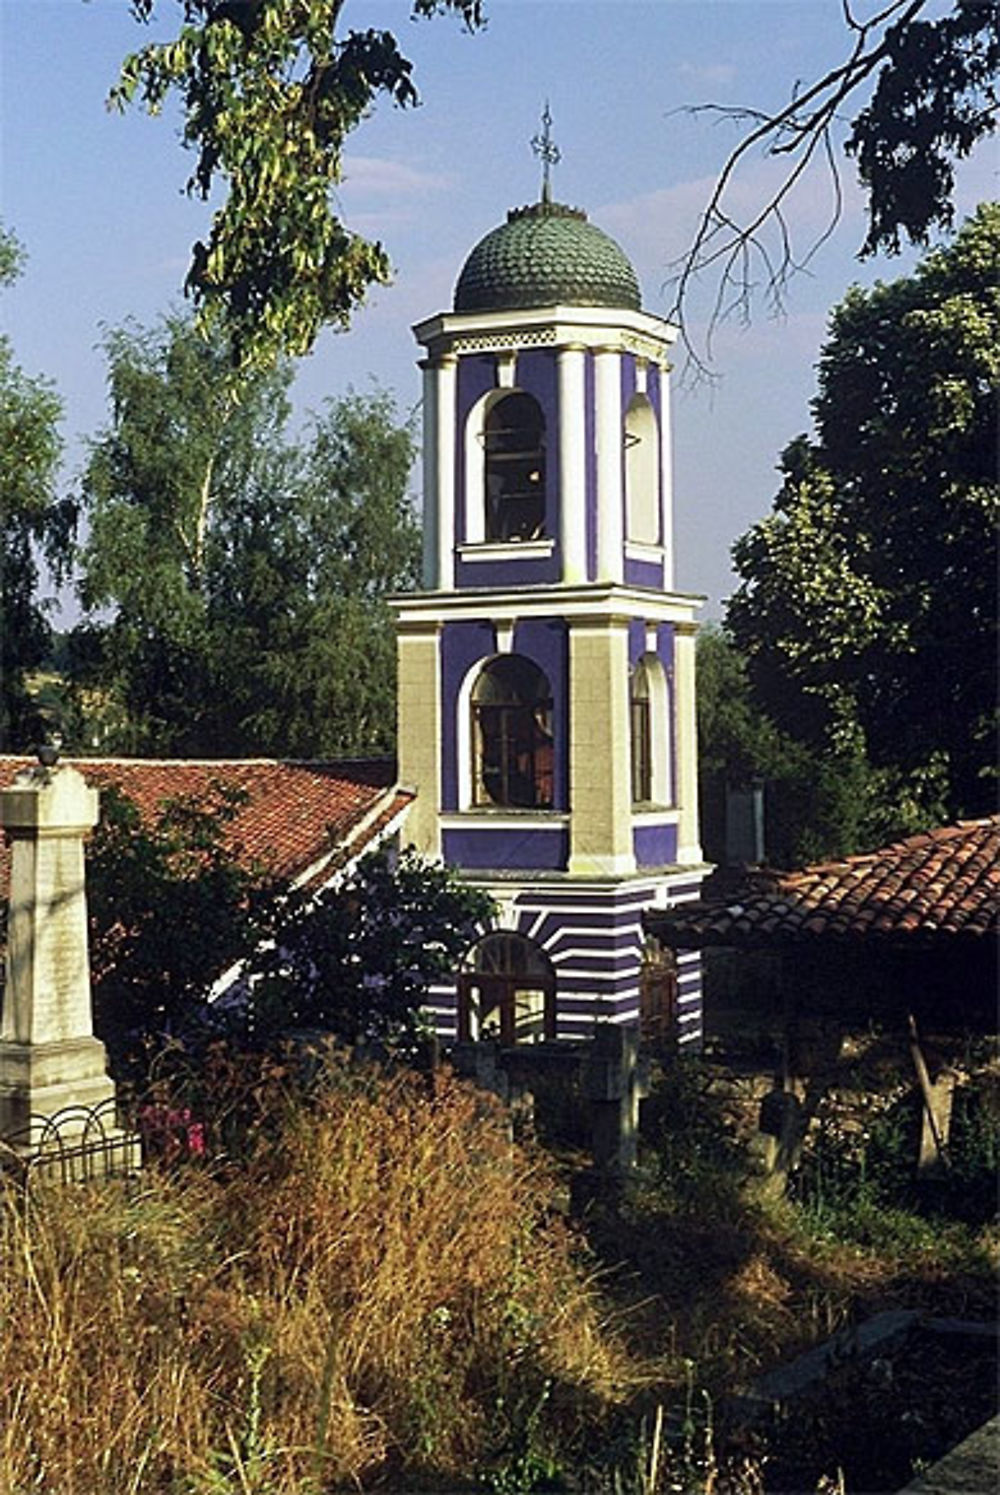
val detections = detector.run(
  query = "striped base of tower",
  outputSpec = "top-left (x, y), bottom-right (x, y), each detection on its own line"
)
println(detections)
top-left (424, 871), bottom-right (706, 1046)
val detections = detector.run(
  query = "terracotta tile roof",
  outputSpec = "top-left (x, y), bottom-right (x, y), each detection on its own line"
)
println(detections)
top-left (0, 756), bottom-right (414, 891)
top-left (646, 818), bottom-right (1000, 950)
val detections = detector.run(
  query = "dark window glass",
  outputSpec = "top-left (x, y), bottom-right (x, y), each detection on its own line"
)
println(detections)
top-left (484, 393), bottom-right (546, 542)
top-left (472, 655), bottom-right (553, 809)
top-left (631, 665), bottom-right (652, 803)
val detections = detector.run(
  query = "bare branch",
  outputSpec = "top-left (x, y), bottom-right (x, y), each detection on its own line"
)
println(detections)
top-left (666, 0), bottom-right (930, 382)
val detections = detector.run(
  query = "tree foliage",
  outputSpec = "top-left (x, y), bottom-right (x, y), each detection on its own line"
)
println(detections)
top-left (726, 206), bottom-right (999, 844)
top-left (71, 313), bottom-right (419, 756)
top-left (672, 0), bottom-right (998, 373)
top-left (115, 0), bottom-right (484, 370)
top-left (697, 623), bottom-right (878, 867)
top-left (0, 227), bottom-right (74, 750)
top-left (86, 782), bottom-right (284, 1068)
top-left (86, 787), bottom-right (489, 1070)
top-left (244, 848), bottom-right (494, 1046)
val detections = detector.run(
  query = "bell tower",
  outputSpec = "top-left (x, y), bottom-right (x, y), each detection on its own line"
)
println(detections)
top-left (394, 174), bottom-right (708, 1045)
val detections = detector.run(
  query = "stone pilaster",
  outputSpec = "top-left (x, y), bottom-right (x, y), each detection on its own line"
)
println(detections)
top-left (568, 617), bottom-right (635, 877)
top-left (673, 623), bottom-right (703, 865)
top-left (396, 624), bottom-right (443, 858)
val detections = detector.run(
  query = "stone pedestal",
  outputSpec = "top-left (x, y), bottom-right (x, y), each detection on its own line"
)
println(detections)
top-left (0, 764), bottom-right (118, 1149)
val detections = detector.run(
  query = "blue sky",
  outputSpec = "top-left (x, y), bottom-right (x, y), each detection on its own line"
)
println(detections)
top-left (2, 0), bottom-right (995, 621)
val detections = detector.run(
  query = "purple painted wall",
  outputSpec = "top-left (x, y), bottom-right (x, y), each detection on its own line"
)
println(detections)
top-left (625, 556), bottom-right (664, 589)
top-left (456, 555), bottom-right (560, 587)
top-left (620, 350), bottom-right (638, 410)
top-left (633, 821), bottom-right (679, 868)
top-left (443, 826), bottom-right (568, 871)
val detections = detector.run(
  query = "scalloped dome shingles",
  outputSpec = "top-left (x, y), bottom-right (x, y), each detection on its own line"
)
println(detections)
top-left (454, 202), bottom-right (641, 314)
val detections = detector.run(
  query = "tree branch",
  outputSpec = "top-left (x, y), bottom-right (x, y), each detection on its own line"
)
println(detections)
top-left (667, 0), bottom-right (929, 382)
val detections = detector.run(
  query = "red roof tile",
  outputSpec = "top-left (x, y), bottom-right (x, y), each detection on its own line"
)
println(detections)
top-left (0, 756), bottom-right (414, 892)
top-left (647, 818), bottom-right (1000, 950)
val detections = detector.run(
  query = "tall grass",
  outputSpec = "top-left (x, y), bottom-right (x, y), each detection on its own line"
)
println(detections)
top-left (0, 1059), bottom-right (631, 1493)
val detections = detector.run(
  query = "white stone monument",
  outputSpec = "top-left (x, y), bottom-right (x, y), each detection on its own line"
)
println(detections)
top-left (0, 759), bottom-right (119, 1148)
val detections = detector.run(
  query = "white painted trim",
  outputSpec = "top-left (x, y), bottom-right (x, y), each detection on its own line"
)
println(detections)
top-left (457, 539), bottom-right (555, 562)
top-left (557, 345), bottom-right (588, 583)
top-left (420, 360), bottom-right (439, 589)
top-left (435, 356), bottom-right (457, 587)
top-left (391, 582), bottom-right (703, 627)
top-left (497, 352), bottom-right (517, 388)
top-left (413, 303), bottom-right (678, 356)
top-left (624, 540), bottom-right (666, 564)
top-left (659, 361), bottom-right (675, 590)
top-left (494, 620), bottom-right (514, 654)
top-left (454, 658), bottom-right (481, 812)
top-left (594, 347), bottom-right (624, 584)
top-left (440, 812), bottom-right (571, 831)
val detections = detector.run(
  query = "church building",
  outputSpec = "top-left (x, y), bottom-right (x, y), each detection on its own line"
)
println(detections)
top-left (393, 169), bottom-right (710, 1047)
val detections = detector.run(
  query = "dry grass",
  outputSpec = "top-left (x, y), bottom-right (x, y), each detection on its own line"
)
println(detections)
top-left (0, 1062), bottom-right (633, 1493)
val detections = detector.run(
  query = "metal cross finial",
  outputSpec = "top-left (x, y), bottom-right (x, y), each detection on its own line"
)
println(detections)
top-left (531, 102), bottom-right (561, 204)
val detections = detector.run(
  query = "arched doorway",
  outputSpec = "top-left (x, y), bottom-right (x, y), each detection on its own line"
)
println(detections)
top-left (458, 932), bottom-right (556, 1044)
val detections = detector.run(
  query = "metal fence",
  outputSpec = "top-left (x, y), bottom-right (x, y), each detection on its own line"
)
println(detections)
top-left (0, 1099), bottom-right (142, 1189)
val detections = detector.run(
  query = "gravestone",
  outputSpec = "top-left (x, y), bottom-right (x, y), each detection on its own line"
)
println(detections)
top-left (0, 760), bottom-right (128, 1159)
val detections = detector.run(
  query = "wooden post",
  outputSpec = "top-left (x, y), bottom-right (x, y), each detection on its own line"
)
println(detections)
top-left (908, 1014), bottom-right (953, 1173)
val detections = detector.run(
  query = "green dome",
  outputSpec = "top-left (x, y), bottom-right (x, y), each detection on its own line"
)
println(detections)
top-left (454, 202), bottom-right (641, 314)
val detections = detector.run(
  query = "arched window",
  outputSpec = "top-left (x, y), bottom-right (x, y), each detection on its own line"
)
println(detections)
top-left (630, 653), bottom-right (671, 805)
top-left (625, 394), bottom-right (659, 544)
top-left (630, 661), bottom-right (653, 803)
top-left (458, 932), bottom-right (556, 1043)
top-left (484, 392), bottom-right (546, 542)
top-left (472, 655), bottom-right (554, 809)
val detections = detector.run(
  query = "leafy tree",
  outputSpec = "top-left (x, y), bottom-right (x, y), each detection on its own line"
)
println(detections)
top-left (209, 386), bottom-right (420, 755)
top-left (115, 0), bottom-right (484, 371)
top-left (697, 623), bottom-right (877, 867)
top-left (244, 848), bottom-right (494, 1046)
top-left (0, 227), bottom-right (74, 750)
top-left (726, 206), bottom-right (998, 844)
top-left (72, 313), bottom-right (418, 756)
top-left (672, 0), bottom-right (998, 373)
top-left (86, 790), bottom-right (491, 1071)
top-left (86, 782), bottom-right (284, 1069)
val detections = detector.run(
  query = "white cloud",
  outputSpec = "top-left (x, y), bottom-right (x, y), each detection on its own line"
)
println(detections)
top-left (598, 150), bottom-right (867, 319)
top-left (340, 155), bottom-right (454, 197)
top-left (675, 60), bottom-right (738, 89)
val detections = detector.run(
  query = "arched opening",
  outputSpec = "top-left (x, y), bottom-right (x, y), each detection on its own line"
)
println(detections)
top-left (630, 660), bottom-right (653, 804)
top-left (458, 932), bottom-right (556, 1043)
top-left (625, 394), bottom-right (659, 544)
top-left (484, 392), bottom-right (546, 542)
top-left (472, 655), bottom-right (554, 809)
top-left (630, 653), bottom-right (672, 805)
